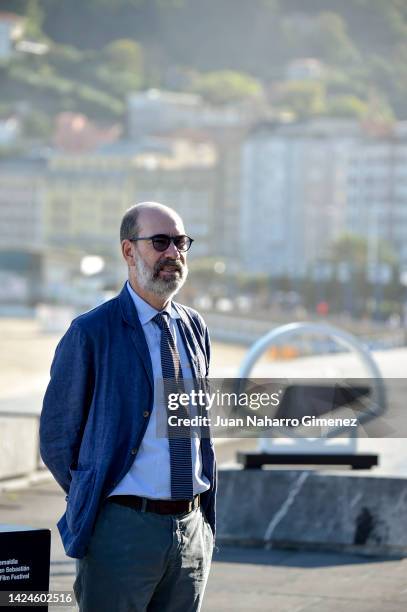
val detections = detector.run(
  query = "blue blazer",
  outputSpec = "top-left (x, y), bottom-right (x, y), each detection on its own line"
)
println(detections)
top-left (39, 284), bottom-right (216, 559)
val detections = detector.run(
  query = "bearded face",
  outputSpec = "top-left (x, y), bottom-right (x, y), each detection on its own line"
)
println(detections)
top-left (135, 252), bottom-right (188, 299)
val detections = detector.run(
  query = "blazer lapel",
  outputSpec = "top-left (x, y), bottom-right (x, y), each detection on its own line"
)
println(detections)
top-left (176, 318), bottom-right (200, 379)
top-left (173, 304), bottom-right (204, 379)
top-left (118, 284), bottom-right (154, 390)
top-left (174, 306), bottom-right (211, 438)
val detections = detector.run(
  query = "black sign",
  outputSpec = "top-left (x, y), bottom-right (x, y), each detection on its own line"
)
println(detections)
top-left (0, 526), bottom-right (50, 611)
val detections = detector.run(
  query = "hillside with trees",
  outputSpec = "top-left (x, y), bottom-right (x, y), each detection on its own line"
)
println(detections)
top-left (1, 0), bottom-right (406, 131)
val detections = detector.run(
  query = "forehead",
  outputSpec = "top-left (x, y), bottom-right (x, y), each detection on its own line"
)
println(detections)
top-left (138, 208), bottom-right (185, 235)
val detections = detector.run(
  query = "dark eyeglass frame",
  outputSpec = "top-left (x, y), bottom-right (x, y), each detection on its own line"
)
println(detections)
top-left (129, 234), bottom-right (194, 252)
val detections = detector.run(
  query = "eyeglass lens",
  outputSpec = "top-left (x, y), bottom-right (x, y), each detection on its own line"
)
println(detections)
top-left (152, 235), bottom-right (191, 252)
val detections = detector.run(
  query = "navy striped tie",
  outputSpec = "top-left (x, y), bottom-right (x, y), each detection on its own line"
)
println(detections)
top-left (153, 312), bottom-right (193, 500)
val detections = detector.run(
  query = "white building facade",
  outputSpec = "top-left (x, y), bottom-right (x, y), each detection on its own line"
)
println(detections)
top-left (346, 131), bottom-right (407, 270)
top-left (240, 120), bottom-right (356, 278)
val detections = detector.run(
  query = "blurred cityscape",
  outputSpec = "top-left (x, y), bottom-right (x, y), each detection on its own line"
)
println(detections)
top-left (0, 1), bottom-right (407, 334)
top-left (2, 7), bottom-right (407, 609)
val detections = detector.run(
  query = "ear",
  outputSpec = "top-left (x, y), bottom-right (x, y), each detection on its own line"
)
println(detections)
top-left (121, 239), bottom-right (136, 267)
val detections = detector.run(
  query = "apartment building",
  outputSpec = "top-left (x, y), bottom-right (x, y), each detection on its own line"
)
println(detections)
top-left (240, 119), bottom-right (358, 277)
top-left (346, 125), bottom-right (407, 271)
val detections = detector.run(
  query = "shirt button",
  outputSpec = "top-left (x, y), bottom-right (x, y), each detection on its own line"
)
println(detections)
top-left (143, 410), bottom-right (150, 418)
top-left (131, 448), bottom-right (137, 455)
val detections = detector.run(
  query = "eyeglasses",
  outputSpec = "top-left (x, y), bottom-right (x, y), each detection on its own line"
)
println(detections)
top-left (130, 234), bottom-right (194, 252)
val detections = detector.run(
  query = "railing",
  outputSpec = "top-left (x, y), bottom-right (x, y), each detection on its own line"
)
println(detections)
top-left (205, 311), bottom-right (407, 349)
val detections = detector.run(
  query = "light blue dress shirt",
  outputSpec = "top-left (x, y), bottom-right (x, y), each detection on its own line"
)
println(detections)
top-left (108, 281), bottom-right (210, 500)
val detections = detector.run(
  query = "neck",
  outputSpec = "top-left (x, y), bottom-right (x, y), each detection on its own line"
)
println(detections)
top-left (128, 278), bottom-right (171, 311)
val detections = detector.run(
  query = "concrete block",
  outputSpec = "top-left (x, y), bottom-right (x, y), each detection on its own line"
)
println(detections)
top-left (217, 469), bottom-right (407, 556)
top-left (0, 415), bottom-right (39, 480)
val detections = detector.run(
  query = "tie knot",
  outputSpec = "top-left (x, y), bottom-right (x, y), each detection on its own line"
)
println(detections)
top-left (153, 311), bottom-right (170, 330)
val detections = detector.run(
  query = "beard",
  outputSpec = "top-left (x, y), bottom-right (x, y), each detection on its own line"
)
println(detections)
top-left (135, 254), bottom-right (188, 299)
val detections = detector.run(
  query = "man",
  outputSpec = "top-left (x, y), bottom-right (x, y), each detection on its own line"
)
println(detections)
top-left (40, 202), bottom-right (216, 612)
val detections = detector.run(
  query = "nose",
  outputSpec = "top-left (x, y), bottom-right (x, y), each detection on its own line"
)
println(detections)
top-left (165, 239), bottom-right (181, 258)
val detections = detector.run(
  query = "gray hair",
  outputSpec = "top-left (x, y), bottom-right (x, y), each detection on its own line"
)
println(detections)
top-left (120, 204), bottom-right (140, 242)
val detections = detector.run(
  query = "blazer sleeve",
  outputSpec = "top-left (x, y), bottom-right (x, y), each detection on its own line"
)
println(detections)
top-left (39, 322), bottom-right (94, 493)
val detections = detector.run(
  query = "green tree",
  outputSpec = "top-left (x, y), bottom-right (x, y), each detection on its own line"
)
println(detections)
top-left (98, 39), bottom-right (144, 96)
top-left (326, 94), bottom-right (368, 118)
top-left (282, 11), bottom-right (360, 67)
top-left (276, 81), bottom-right (326, 119)
top-left (104, 39), bottom-right (143, 73)
top-left (330, 233), bottom-right (397, 267)
top-left (190, 70), bottom-right (262, 105)
top-left (314, 12), bottom-right (360, 65)
top-left (25, 0), bottom-right (45, 39)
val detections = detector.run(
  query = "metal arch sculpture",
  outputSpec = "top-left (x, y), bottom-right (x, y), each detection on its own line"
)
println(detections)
top-left (237, 321), bottom-right (386, 440)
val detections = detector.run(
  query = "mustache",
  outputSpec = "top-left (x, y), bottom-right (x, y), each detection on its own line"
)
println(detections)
top-left (153, 258), bottom-right (184, 275)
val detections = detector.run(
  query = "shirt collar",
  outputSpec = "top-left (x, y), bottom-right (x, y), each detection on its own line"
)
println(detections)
top-left (126, 280), bottom-right (180, 326)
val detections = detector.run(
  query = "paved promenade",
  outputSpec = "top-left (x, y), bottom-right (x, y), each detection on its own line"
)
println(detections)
top-left (1, 319), bottom-right (407, 609)
top-left (1, 456), bottom-right (407, 612)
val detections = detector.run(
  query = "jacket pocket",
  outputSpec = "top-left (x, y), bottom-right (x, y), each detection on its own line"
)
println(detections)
top-left (66, 468), bottom-right (96, 535)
